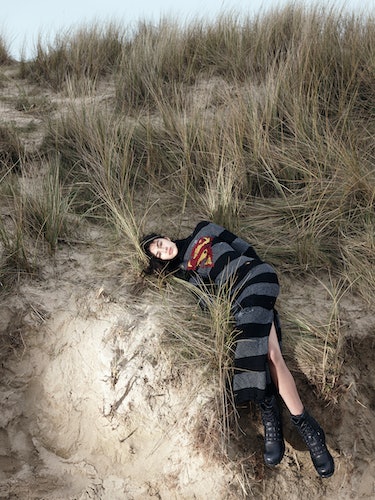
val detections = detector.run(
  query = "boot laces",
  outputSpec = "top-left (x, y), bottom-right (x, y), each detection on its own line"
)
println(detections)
top-left (299, 418), bottom-right (326, 455)
top-left (261, 404), bottom-right (282, 441)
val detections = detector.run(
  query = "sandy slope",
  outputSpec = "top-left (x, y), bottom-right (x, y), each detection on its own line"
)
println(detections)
top-left (0, 243), bottom-right (236, 499)
top-left (0, 238), bottom-right (374, 499)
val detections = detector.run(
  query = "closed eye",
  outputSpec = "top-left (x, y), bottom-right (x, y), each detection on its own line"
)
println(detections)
top-left (156, 240), bottom-right (162, 259)
top-left (153, 239), bottom-right (166, 259)
top-left (155, 240), bottom-right (162, 258)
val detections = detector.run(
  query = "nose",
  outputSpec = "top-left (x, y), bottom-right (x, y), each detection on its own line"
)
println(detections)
top-left (159, 242), bottom-right (167, 255)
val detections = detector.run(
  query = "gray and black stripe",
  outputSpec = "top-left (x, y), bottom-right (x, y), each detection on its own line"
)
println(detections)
top-left (176, 221), bottom-right (281, 404)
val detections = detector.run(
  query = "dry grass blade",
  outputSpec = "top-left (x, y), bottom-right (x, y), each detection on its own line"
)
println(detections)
top-left (282, 275), bottom-right (349, 396)
top-left (0, 33), bottom-right (12, 64)
top-left (153, 276), bottom-right (242, 456)
top-left (20, 21), bottom-right (125, 92)
top-left (22, 161), bottom-right (77, 253)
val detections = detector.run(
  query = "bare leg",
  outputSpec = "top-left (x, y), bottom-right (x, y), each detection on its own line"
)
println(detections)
top-left (268, 322), bottom-right (304, 416)
top-left (267, 323), bottom-right (335, 477)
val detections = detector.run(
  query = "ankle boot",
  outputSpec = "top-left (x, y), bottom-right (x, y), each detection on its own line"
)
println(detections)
top-left (260, 395), bottom-right (285, 466)
top-left (291, 410), bottom-right (334, 478)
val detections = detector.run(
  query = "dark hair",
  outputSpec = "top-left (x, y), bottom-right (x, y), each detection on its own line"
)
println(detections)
top-left (140, 233), bottom-right (180, 276)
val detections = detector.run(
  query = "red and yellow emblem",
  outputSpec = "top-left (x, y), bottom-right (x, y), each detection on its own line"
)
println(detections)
top-left (187, 236), bottom-right (214, 270)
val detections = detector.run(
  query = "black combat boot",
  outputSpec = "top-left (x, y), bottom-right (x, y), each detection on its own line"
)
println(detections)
top-left (291, 410), bottom-right (334, 478)
top-left (260, 395), bottom-right (285, 466)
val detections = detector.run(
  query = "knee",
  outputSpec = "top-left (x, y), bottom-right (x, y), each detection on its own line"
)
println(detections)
top-left (268, 343), bottom-right (284, 367)
top-left (268, 321), bottom-right (286, 367)
top-left (268, 348), bottom-right (279, 366)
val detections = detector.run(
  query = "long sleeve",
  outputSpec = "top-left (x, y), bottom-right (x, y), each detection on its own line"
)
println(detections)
top-left (220, 229), bottom-right (260, 260)
top-left (176, 220), bottom-right (280, 405)
top-left (178, 221), bottom-right (261, 288)
top-left (197, 221), bottom-right (260, 260)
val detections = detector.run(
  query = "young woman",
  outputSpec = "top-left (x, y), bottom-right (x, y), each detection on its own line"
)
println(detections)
top-left (141, 220), bottom-right (334, 478)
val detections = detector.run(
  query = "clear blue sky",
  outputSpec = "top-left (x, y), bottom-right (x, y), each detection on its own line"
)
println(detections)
top-left (3, 0), bottom-right (375, 60)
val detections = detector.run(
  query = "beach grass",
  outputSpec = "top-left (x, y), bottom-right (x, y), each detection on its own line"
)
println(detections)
top-left (1, 3), bottom-right (374, 471)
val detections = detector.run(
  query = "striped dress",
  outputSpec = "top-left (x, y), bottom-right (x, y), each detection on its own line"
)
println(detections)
top-left (175, 221), bottom-right (281, 404)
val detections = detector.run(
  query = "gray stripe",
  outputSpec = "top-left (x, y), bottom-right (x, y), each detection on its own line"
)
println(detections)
top-left (233, 262), bottom-right (277, 293)
top-left (242, 262), bottom-right (276, 279)
top-left (232, 236), bottom-right (250, 253)
top-left (234, 336), bottom-right (269, 359)
top-left (233, 371), bottom-right (266, 391)
top-left (214, 255), bottom-right (249, 285)
top-left (236, 283), bottom-right (279, 305)
top-left (235, 306), bottom-right (274, 326)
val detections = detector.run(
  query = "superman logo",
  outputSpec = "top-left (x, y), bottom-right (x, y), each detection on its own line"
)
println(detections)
top-left (187, 236), bottom-right (214, 270)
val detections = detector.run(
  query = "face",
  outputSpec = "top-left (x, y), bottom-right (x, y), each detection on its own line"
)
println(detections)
top-left (149, 237), bottom-right (178, 261)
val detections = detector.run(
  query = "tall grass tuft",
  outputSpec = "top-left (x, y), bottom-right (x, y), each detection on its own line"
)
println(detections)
top-left (20, 22), bottom-right (125, 92)
top-left (115, 19), bottom-right (199, 111)
top-left (43, 103), bottom-right (152, 267)
top-left (281, 275), bottom-right (348, 397)
top-left (0, 220), bottom-right (31, 290)
top-left (156, 276), bottom-right (239, 455)
top-left (0, 126), bottom-right (25, 172)
top-left (22, 161), bottom-right (76, 253)
top-left (0, 184), bottom-right (35, 290)
top-left (0, 34), bottom-right (12, 64)
top-left (340, 219), bottom-right (375, 306)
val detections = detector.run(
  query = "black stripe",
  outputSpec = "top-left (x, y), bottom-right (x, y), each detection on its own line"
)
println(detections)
top-left (242, 246), bottom-right (260, 259)
top-left (239, 294), bottom-right (277, 310)
top-left (233, 268), bottom-right (278, 296)
top-left (235, 322), bottom-right (271, 339)
top-left (194, 221), bottom-right (210, 233)
top-left (235, 387), bottom-right (267, 404)
top-left (231, 260), bottom-right (262, 289)
top-left (217, 229), bottom-right (236, 244)
top-left (245, 272), bottom-right (279, 285)
top-left (208, 251), bottom-right (238, 281)
top-left (234, 354), bottom-right (267, 371)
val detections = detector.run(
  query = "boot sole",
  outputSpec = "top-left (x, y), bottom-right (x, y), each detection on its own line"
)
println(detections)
top-left (264, 444), bottom-right (285, 467)
top-left (318, 470), bottom-right (334, 478)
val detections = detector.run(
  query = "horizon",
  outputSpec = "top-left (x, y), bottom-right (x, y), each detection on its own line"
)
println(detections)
top-left (3, 0), bottom-right (375, 61)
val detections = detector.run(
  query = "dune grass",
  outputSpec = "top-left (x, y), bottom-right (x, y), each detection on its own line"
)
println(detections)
top-left (21, 161), bottom-right (77, 253)
top-left (0, 125), bottom-right (25, 172)
top-left (17, 2), bottom-right (374, 378)
top-left (151, 275), bottom-right (239, 456)
top-left (0, 181), bottom-right (36, 290)
top-left (1, 4), bottom-right (375, 480)
top-left (19, 22), bottom-right (125, 92)
top-left (0, 34), bottom-right (12, 65)
top-left (280, 274), bottom-right (349, 398)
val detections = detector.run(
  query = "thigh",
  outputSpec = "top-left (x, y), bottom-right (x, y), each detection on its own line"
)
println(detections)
top-left (268, 322), bottom-right (284, 363)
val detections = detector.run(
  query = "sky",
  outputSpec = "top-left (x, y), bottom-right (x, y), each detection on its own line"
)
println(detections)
top-left (3, 0), bottom-right (375, 60)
